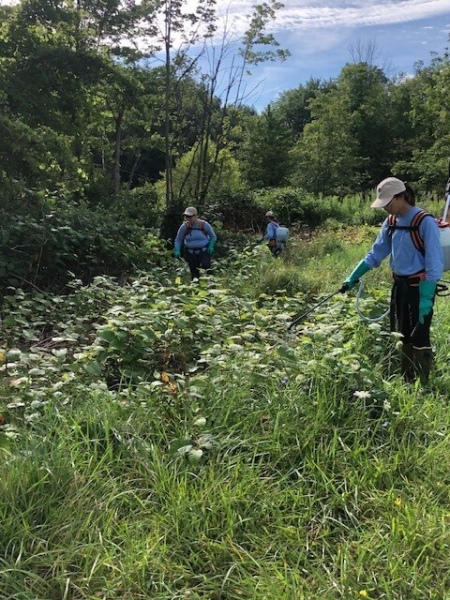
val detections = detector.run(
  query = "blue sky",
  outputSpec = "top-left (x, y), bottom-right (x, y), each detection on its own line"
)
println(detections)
top-left (1, 0), bottom-right (449, 114)
top-left (220, 0), bottom-right (450, 112)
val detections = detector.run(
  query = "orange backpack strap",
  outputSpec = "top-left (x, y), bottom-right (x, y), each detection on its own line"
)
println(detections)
top-left (388, 210), bottom-right (432, 254)
top-left (184, 219), bottom-right (207, 237)
top-left (409, 210), bottom-right (430, 254)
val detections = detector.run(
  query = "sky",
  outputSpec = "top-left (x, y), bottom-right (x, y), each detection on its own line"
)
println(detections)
top-left (1, 0), bottom-right (449, 112)
top-left (217, 0), bottom-right (450, 111)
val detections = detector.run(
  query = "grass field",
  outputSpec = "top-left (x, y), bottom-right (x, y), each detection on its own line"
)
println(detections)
top-left (2, 221), bottom-right (450, 599)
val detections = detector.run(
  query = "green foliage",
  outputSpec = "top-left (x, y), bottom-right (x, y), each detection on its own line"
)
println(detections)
top-left (254, 187), bottom-right (377, 228)
top-left (289, 63), bottom-right (394, 195)
top-left (213, 188), bottom-right (264, 230)
top-left (2, 228), bottom-right (450, 598)
top-left (0, 201), bottom-right (155, 293)
top-left (1, 0), bottom-right (450, 210)
top-left (156, 140), bottom-right (243, 207)
top-left (0, 116), bottom-right (85, 194)
top-left (392, 56), bottom-right (450, 193)
top-left (272, 78), bottom-right (333, 139)
top-left (240, 0), bottom-right (290, 65)
top-left (239, 105), bottom-right (294, 189)
top-left (112, 183), bottom-right (162, 229)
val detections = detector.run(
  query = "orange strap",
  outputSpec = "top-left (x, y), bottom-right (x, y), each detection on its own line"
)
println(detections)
top-left (388, 210), bottom-right (431, 255)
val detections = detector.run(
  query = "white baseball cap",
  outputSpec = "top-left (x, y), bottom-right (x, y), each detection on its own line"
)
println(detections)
top-left (265, 211), bottom-right (274, 217)
top-left (183, 206), bottom-right (198, 217)
top-left (371, 177), bottom-right (406, 208)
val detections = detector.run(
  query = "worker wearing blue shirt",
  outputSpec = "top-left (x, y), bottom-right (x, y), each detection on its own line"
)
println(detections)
top-left (341, 177), bottom-right (443, 383)
top-left (261, 211), bottom-right (282, 256)
top-left (174, 206), bottom-right (217, 280)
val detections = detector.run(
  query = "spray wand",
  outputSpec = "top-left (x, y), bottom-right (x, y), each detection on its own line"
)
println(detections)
top-left (288, 288), bottom-right (344, 330)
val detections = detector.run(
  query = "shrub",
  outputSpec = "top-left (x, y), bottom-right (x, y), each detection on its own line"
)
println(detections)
top-left (212, 188), bottom-right (262, 231)
top-left (253, 187), bottom-right (356, 228)
top-left (0, 202), bottom-right (152, 294)
top-left (112, 184), bottom-right (162, 229)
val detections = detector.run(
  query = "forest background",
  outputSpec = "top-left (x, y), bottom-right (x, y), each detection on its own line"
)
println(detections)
top-left (1, 0), bottom-right (450, 294)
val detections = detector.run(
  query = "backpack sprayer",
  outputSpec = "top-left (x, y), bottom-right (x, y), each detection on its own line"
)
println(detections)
top-left (288, 163), bottom-right (450, 330)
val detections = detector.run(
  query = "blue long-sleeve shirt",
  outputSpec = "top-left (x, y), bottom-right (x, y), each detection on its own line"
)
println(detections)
top-left (263, 221), bottom-right (279, 241)
top-left (174, 219), bottom-right (217, 252)
top-left (364, 206), bottom-right (443, 281)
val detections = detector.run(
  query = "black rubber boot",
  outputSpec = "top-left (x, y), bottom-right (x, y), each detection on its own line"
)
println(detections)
top-left (413, 348), bottom-right (433, 384)
top-left (401, 343), bottom-right (416, 383)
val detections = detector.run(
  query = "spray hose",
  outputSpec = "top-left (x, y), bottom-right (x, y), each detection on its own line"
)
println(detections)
top-left (288, 276), bottom-right (449, 330)
top-left (355, 279), bottom-right (390, 323)
top-left (355, 277), bottom-right (450, 322)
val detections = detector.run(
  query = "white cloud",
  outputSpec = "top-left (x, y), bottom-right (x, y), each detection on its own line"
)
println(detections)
top-left (215, 0), bottom-right (450, 36)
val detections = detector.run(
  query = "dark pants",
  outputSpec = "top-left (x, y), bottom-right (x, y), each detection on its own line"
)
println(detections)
top-left (185, 248), bottom-right (211, 280)
top-left (390, 275), bottom-right (434, 383)
top-left (268, 240), bottom-right (285, 257)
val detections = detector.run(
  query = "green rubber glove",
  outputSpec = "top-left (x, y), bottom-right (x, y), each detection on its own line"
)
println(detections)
top-left (341, 260), bottom-right (371, 292)
top-left (207, 240), bottom-right (215, 254)
top-left (174, 248), bottom-right (181, 258)
top-left (418, 280), bottom-right (436, 323)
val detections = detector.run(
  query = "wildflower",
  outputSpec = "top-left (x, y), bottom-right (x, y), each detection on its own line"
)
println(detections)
top-left (353, 390), bottom-right (371, 399)
top-left (390, 331), bottom-right (404, 339)
top-left (359, 591), bottom-right (368, 598)
top-left (394, 498), bottom-right (402, 507)
top-left (188, 448), bottom-right (203, 462)
top-left (194, 417), bottom-right (206, 427)
top-left (383, 399), bottom-right (391, 411)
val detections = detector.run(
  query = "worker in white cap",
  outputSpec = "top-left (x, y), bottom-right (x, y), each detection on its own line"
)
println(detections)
top-left (260, 210), bottom-right (283, 256)
top-left (174, 206), bottom-right (217, 280)
top-left (341, 177), bottom-right (443, 383)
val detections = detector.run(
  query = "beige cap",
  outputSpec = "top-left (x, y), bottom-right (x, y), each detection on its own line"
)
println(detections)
top-left (371, 177), bottom-right (406, 208)
top-left (183, 206), bottom-right (198, 217)
top-left (265, 211), bottom-right (274, 217)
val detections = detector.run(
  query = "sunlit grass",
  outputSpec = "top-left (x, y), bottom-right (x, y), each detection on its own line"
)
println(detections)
top-left (2, 225), bottom-right (450, 598)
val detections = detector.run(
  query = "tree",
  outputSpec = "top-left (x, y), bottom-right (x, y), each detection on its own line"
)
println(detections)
top-left (239, 104), bottom-right (292, 188)
top-left (272, 78), bottom-right (334, 140)
top-left (138, 0), bottom-right (217, 207)
top-left (290, 62), bottom-right (392, 195)
top-left (289, 93), bottom-right (362, 196)
top-left (0, 0), bottom-right (153, 196)
top-left (392, 55), bottom-right (450, 191)
top-left (141, 0), bottom-right (289, 211)
top-left (157, 139), bottom-right (242, 201)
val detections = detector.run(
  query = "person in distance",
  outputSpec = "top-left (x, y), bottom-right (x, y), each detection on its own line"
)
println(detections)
top-left (174, 206), bottom-right (217, 280)
top-left (259, 211), bottom-right (283, 256)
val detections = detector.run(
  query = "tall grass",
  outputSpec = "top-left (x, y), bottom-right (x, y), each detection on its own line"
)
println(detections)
top-left (2, 224), bottom-right (450, 599)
